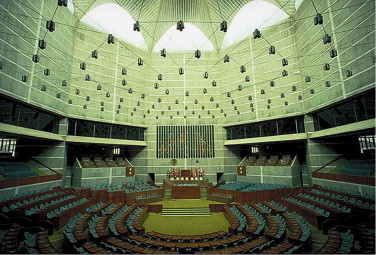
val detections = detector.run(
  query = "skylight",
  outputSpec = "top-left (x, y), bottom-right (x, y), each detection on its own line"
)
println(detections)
top-left (153, 22), bottom-right (214, 52)
top-left (67, 0), bottom-right (74, 14)
top-left (222, 0), bottom-right (289, 49)
top-left (295, 0), bottom-right (304, 10)
top-left (80, 3), bottom-right (147, 50)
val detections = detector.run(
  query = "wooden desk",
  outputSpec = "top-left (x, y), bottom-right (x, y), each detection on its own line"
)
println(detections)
top-left (172, 185), bottom-right (200, 199)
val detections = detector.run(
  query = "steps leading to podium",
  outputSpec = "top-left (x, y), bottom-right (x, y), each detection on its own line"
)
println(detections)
top-left (164, 189), bottom-right (172, 199)
top-left (200, 188), bottom-right (207, 199)
top-left (161, 207), bottom-right (211, 216)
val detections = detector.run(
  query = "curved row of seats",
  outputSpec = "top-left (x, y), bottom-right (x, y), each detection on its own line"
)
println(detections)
top-left (23, 229), bottom-right (58, 254)
top-left (218, 181), bottom-right (289, 192)
top-left (240, 204), bottom-right (266, 236)
top-left (266, 200), bottom-right (287, 213)
top-left (26, 194), bottom-right (75, 216)
top-left (1, 185), bottom-right (374, 254)
top-left (297, 193), bottom-right (351, 213)
top-left (265, 213), bottom-right (286, 240)
top-left (46, 197), bottom-right (88, 219)
top-left (108, 205), bottom-right (130, 236)
top-left (310, 188), bottom-right (374, 211)
top-left (286, 211), bottom-right (311, 243)
top-left (317, 228), bottom-right (354, 254)
top-left (0, 223), bottom-right (22, 253)
top-left (0, 187), bottom-right (52, 203)
top-left (1, 187), bottom-right (61, 212)
top-left (261, 241), bottom-right (302, 254)
top-left (286, 196), bottom-right (330, 217)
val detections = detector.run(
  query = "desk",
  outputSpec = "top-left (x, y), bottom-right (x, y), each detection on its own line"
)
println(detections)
top-left (172, 185), bottom-right (200, 199)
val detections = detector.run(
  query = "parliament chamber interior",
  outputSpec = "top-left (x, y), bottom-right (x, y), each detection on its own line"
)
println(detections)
top-left (0, 0), bottom-right (375, 254)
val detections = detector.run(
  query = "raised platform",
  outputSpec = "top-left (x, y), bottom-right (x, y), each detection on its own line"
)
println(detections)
top-left (163, 178), bottom-right (212, 188)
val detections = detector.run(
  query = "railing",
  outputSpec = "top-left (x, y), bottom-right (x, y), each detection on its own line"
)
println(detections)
top-left (31, 158), bottom-right (61, 175)
top-left (312, 172), bottom-right (374, 186)
top-left (313, 155), bottom-right (345, 172)
top-left (0, 174), bottom-right (62, 189)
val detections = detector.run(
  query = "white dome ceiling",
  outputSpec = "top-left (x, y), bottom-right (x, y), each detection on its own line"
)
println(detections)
top-left (73, 0), bottom-right (302, 51)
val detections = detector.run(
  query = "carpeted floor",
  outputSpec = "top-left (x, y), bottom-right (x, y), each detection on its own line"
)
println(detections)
top-left (143, 212), bottom-right (230, 235)
top-left (144, 199), bottom-right (230, 235)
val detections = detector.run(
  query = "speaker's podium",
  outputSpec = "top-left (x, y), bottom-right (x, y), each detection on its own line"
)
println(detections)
top-left (171, 184), bottom-right (200, 199)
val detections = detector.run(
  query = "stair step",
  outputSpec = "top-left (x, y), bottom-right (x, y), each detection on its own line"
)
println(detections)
top-left (161, 207), bottom-right (211, 216)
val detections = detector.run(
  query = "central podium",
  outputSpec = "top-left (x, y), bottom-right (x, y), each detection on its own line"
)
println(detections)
top-left (171, 184), bottom-right (200, 199)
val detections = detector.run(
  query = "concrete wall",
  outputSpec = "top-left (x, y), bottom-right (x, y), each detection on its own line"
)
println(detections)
top-left (312, 177), bottom-right (375, 199)
top-left (0, 0), bottom-right (75, 115)
top-left (237, 156), bottom-right (302, 187)
top-left (71, 159), bottom-right (135, 187)
top-left (0, 0), bottom-right (374, 190)
top-left (293, 0), bottom-right (375, 113)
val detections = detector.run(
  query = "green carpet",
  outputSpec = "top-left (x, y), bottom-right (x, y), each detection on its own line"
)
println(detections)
top-left (143, 199), bottom-right (230, 235)
top-left (143, 212), bottom-right (230, 235)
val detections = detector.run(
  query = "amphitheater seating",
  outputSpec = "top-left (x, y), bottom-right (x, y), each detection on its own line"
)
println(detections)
top-left (255, 155), bottom-right (267, 166)
top-left (310, 187), bottom-right (375, 211)
top-left (356, 222), bottom-right (375, 254)
top-left (241, 204), bottom-right (266, 237)
top-left (265, 155), bottom-right (279, 166)
top-left (337, 159), bottom-right (375, 177)
top-left (317, 228), bottom-right (354, 254)
top-left (218, 181), bottom-right (289, 192)
top-left (266, 200), bottom-right (287, 213)
top-left (1, 185), bottom-right (374, 254)
top-left (296, 193), bottom-right (351, 214)
top-left (0, 223), bottom-right (22, 253)
top-left (80, 156), bottom-right (130, 168)
top-left (244, 156), bottom-right (256, 166)
top-left (0, 161), bottom-right (38, 179)
top-left (283, 211), bottom-right (311, 243)
top-left (104, 157), bottom-right (117, 167)
top-left (80, 157), bottom-right (95, 168)
top-left (264, 213), bottom-right (286, 240)
top-left (278, 155), bottom-right (292, 166)
top-left (108, 205), bottom-right (130, 237)
top-left (115, 157), bottom-right (128, 167)
top-left (93, 157), bottom-right (107, 168)
top-left (261, 241), bottom-right (302, 254)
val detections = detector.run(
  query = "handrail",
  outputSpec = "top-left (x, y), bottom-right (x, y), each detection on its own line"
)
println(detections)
top-left (31, 158), bottom-right (61, 175)
top-left (313, 155), bottom-right (344, 172)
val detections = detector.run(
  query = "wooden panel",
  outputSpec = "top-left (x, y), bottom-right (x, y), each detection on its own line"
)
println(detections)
top-left (171, 186), bottom-right (200, 199)
top-left (147, 204), bottom-right (163, 213)
top-left (126, 167), bottom-right (135, 176)
top-left (0, 174), bottom-right (62, 189)
top-left (181, 170), bottom-right (191, 178)
top-left (209, 204), bottom-right (225, 212)
top-left (312, 172), bottom-right (375, 186)
top-left (237, 166), bottom-right (246, 175)
top-left (208, 187), bottom-right (302, 204)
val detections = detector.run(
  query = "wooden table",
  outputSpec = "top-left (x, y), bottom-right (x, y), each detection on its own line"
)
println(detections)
top-left (171, 185), bottom-right (200, 199)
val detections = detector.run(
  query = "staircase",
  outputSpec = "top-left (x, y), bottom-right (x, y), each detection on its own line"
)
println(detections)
top-left (200, 188), bottom-right (207, 199)
top-left (164, 189), bottom-right (172, 199)
top-left (161, 207), bottom-right (211, 216)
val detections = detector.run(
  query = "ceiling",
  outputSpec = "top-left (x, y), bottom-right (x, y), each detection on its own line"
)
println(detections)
top-left (71, 0), bottom-right (300, 51)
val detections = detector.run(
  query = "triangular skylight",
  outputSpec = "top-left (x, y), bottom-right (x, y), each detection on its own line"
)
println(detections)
top-left (80, 3), bottom-right (147, 50)
top-left (153, 22), bottom-right (214, 52)
top-left (222, 0), bottom-right (289, 49)
top-left (295, 0), bottom-right (304, 10)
